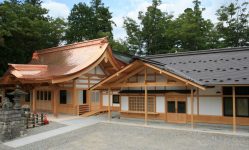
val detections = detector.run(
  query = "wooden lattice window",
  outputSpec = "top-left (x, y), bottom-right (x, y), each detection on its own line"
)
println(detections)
top-left (129, 96), bottom-right (155, 112)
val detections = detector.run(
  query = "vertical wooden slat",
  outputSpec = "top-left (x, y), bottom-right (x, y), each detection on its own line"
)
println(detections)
top-left (53, 88), bottom-right (58, 117)
top-left (191, 88), bottom-right (194, 129)
top-left (232, 86), bottom-right (236, 132)
top-left (197, 88), bottom-right (199, 115)
top-left (32, 89), bottom-right (36, 113)
top-left (144, 67), bottom-right (148, 125)
top-left (145, 86), bottom-right (148, 125)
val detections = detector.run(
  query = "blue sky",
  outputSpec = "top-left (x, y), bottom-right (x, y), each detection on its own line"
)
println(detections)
top-left (1, 0), bottom-right (242, 40)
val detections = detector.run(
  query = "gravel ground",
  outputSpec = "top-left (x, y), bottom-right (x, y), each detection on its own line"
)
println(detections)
top-left (13, 122), bottom-right (249, 150)
top-left (0, 121), bottom-right (66, 150)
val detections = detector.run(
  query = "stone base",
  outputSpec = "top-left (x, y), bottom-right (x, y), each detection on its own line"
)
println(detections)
top-left (0, 110), bottom-right (26, 141)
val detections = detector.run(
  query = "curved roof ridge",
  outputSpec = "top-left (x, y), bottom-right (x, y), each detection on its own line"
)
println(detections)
top-left (145, 46), bottom-right (249, 59)
top-left (36, 37), bottom-right (108, 54)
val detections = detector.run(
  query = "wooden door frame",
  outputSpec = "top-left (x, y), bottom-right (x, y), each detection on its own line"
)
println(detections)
top-left (166, 95), bottom-right (187, 123)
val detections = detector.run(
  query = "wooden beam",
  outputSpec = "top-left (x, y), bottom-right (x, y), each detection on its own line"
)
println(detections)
top-left (108, 82), bottom-right (185, 88)
top-left (191, 88), bottom-right (194, 129)
top-left (143, 62), bottom-right (206, 90)
top-left (232, 86), bottom-right (236, 132)
top-left (114, 67), bottom-right (145, 84)
top-left (90, 61), bottom-right (141, 90)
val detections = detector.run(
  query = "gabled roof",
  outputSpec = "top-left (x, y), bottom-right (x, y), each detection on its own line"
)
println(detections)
top-left (140, 47), bottom-right (249, 86)
top-left (1, 37), bottom-right (125, 84)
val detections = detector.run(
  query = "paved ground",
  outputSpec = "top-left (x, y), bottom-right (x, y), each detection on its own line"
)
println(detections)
top-left (1, 114), bottom-right (249, 150)
top-left (13, 122), bottom-right (249, 150)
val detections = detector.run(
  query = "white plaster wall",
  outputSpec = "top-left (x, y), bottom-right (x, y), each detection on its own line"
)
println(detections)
top-left (96, 65), bottom-right (105, 74)
top-left (187, 97), bottom-right (198, 114)
top-left (78, 91), bottom-right (83, 104)
top-left (199, 86), bottom-right (221, 95)
top-left (76, 84), bottom-right (88, 88)
top-left (77, 79), bottom-right (88, 83)
top-left (199, 97), bottom-right (222, 116)
top-left (121, 96), bottom-right (128, 111)
top-left (66, 90), bottom-right (71, 104)
top-left (156, 96), bottom-right (165, 113)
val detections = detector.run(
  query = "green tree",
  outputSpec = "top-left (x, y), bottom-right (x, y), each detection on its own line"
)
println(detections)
top-left (65, 0), bottom-right (114, 43)
top-left (216, 0), bottom-right (249, 47)
top-left (174, 0), bottom-right (215, 51)
top-left (0, 0), bottom-right (65, 76)
top-left (124, 0), bottom-right (173, 55)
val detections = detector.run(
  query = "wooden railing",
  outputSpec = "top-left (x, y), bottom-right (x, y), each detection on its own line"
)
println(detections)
top-left (78, 104), bottom-right (90, 115)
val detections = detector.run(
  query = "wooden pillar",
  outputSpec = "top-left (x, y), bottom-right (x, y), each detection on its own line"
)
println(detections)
top-left (88, 90), bottom-right (92, 112)
top-left (232, 86), bottom-right (236, 132)
top-left (145, 86), bottom-right (148, 125)
top-left (108, 88), bottom-right (111, 121)
top-left (32, 89), bottom-right (36, 113)
top-left (144, 67), bottom-right (148, 125)
top-left (191, 88), bottom-right (194, 129)
top-left (73, 79), bottom-right (78, 115)
top-left (197, 88), bottom-right (199, 115)
top-left (53, 89), bottom-right (58, 117)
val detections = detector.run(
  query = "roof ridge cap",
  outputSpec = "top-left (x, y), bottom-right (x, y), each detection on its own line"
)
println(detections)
top-left (145, 47), bottom-right (249, 58)
top-left (36, 37), bottom-right (108, 54)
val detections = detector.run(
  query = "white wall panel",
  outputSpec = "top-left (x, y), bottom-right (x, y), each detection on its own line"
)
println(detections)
top-left (121, 96), bottom-right (128, 111)
top-left (199, 97), bottom-right (222, 116)
top-left (187, 97), bottom-right (197, 114)
top-left (156, 96), bottom-right (165, 113)
top-left (76, 84), bottom-right (88, 88)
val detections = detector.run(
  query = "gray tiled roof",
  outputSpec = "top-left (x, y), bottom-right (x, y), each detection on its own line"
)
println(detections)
top-left (140, 47), bottom-right (249, 86)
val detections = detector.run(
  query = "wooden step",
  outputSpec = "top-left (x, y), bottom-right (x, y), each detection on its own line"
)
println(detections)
top-left (80, 108), bottom-right (108, 117)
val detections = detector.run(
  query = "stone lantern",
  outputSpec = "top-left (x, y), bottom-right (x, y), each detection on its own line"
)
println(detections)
top-left (0, 85), bottom-right (27, 141)
top-left (7, 85), bottom-right (28, 110)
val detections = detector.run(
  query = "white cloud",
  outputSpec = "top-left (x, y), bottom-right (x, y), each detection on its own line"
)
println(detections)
top-left (42, 0), bottom-right (70, 19)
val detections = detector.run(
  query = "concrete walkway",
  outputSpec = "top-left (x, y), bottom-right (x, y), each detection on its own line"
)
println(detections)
top-left (109, 116), bottom-right (249, 137)
top-left (3, 116), bottom-right (104, 148)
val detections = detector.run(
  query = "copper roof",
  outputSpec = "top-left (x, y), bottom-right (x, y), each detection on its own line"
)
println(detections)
top-left (3, 37), bottom-right (123, 83)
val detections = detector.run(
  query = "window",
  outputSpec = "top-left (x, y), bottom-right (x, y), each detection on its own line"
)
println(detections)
top-left (177, 101), bottom-right (186, 113)
top-left (48, 92), bottom-right (51, 101)
top-left (44, 91), bottom-right (48, 100)
top-left (168, 101), bottom-right (176, 113)
top-left (223, 87), bottom-right (249, 117)
top-left (25, 92), bottom-right (30, 102)
top-left (40, 91), bottom-right (44, 100)
top-left (82, 90), bottom-right (87, 104)
top-left (36, 90), bottom-right (52, 101)
top-left (223, 97), bottom-right (233, 116)
top-left (91, 91), bottom-right (100, 103)
top-left (223, 86), bottom-right (249, 95)
top-left (236, 98), bottom-right (249, 117)
top-left (60, 90), bottom-right (67, 104)
top-left (128, 96), bottom-right (155, 112)
top-left (37, 91), bottom-right (40, 100)
top-left (112, 95), bottom-right (120, 104)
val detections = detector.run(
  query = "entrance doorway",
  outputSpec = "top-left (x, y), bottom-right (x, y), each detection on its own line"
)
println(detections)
top-left (36, 90), bottom-right (52, 111)
top-left (90, 91), bottom-right (100, 111)
top-left (166, 96), bottom-right (187, 123)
